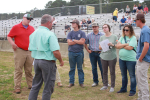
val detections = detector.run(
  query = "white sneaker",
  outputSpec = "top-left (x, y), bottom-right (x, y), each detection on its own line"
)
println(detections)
top-left (100, 86), bottom-right (108, 90)
top-left (108, 84), bottom-right (111, 87)
top-left (109, 87), bottom-right (114, 92)
top-left (92, 83), bottom-right (98, 87)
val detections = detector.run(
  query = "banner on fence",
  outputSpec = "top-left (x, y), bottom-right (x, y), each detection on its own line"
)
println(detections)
top-left (86, 6), bottom-right (95, 14)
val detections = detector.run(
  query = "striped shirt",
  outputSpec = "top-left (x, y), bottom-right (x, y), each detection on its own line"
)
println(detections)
top-left (85, 32), bottom-right (104, 51)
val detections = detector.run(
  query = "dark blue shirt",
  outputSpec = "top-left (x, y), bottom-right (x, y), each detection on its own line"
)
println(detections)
top-left (138, 6), bottom-right (143, 10)
top-left (120, 18), bottom-right (126, 23)
top-left (136, 25), bottom-right (150, 63)
top-left (67, 30), bottom-right (86, 52)
top-left (87, 21), bottom-right (91, 24)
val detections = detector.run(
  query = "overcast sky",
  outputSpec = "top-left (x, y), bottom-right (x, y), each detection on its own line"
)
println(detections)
top-left (0, 0), bottom-right (144, 13)
top-left (0, 0), bottom-right (70, 13)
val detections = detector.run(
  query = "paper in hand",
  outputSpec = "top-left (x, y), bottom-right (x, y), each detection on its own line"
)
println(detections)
top-left (99, 39), bottom-right (110, 52)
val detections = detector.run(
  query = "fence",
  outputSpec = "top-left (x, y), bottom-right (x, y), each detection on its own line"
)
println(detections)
top-left (0, 0), bottom-right (150, 20)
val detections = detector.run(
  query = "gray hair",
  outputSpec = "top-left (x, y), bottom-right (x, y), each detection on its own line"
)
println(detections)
top-left (41, 14), bottom-right (53, 24)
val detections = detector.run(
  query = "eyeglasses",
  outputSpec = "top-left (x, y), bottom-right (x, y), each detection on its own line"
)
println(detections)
top-left (27, 18), bottom-right (32, 21)
top-left (123, 29), bottom-right (129, 32)
top-left (102, 27), bottom-right (108, 29)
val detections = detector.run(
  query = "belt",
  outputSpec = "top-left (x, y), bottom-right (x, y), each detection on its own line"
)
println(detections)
top-left (45, 60), bottom-right (56, 63)
top-left (92, 51), bottom-right (101, 53)
top-left (19, 48), bottom-right (28, 51)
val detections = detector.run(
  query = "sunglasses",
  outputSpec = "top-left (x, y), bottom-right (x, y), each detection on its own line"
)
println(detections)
top-left (27, 18), bottom-right (32, 21)
top-left (123, 29), bottom-right (129, 32)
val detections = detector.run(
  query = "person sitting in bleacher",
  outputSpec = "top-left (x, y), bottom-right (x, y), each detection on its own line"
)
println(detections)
top-left (119, 16), bottom-right (127, 30)
top-left (132, 4), bottom-right (137, 14)
top-left (64, 25), bottom-right (71, 35)
top-left (125, 5), bottom-right (131, 16)
top-left (144, 5), bottom-right (149, 14)
top-left (80, 19), bottom-right (87, 29)
top-left (137, 4), bottom-right (143, 14)
top-left (126, 16), bottom-right (132, 25)
top-left (131, 18), bottom-right (136, 28)
top-left (87, 18), bottom-right (92, 28)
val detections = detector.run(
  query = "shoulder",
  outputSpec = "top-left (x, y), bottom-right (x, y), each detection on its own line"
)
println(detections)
top-left (111, 34), bottom-right (117, 38)
top-left (79, 30), bottom-right (85, 34)
top-left (142, 26), bottom-right (150, 33)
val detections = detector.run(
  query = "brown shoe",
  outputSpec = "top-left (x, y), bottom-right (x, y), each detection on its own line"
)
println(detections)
top-left (68, 83), bottom-right (74, 88)
top-left (80, 84), bottom-right (84, 88)
top-left (57, 82), bottom-right (63, 87)
top-left (15, 89), bottom-right (21, 94)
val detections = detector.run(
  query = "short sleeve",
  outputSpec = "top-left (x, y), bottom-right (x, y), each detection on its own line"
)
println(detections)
top-left (85, 34), bottom-right (89, 44)
top-left (49, 35), bottom-right (60, 51)
top-left (81, 31), bottom-right (86, 39)
top-left (67, 31), bottom-right (72, 40)
top-left (119, 37), bottom-right (123, 43)
top-left (129, 36), bottom-right (137, 48)
top-left (141, 29), bottom-right (150, 43)
top-left (7, 26), bottom-right (17, 38)
top-left (114, 35), bottom-right (118, 44)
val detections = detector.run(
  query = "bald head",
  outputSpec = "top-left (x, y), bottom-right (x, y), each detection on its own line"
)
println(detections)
top-left (41, 14), bottom-right (53, 24)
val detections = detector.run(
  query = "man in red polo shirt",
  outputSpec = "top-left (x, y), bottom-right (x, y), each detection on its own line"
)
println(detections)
top-left (7, 14), bottom-right (35, 94)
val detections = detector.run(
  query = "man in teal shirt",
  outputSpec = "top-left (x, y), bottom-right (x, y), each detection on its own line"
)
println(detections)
top-left (28, 14), bottom-right (64, 100)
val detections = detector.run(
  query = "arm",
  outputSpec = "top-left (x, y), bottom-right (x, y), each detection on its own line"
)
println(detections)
top-left (53, 50), bottom-right (64, 66)
top-left (99, 45), bottom-right (102, 50)
top-left (67, 39), bottom-right (76, 45)
top-left (7, 36), bottom-right (18, 51)
top-left (123, 46), bottom-right (134, 50)
top-left (74, 38), bottom-right (85, 45)
top-left (115, 42), bottom-right (128, 49)
top-left (139, 42), bottom-right (149, 62)
top-left (84, 44), bottom-right (92, 53)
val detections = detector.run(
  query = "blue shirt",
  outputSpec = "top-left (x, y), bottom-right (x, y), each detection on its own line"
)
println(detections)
top-left (67, 30), bottom-right (86, 52)
top-left (120, 18), bottom-right (126, 23)
top-left (28, 26), bottom-right (60, 61)
top-left (85, 31), bottom-right (104, 51)
top-left (136, 25), bottom-right (150, 63)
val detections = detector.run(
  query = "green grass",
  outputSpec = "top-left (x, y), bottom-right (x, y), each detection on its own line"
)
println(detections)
top-left (0, 51), bottom-right (150, 100)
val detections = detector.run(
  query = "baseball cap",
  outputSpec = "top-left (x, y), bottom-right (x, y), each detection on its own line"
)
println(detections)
top-left (23, 14), bottom-right (33, 19)
top-left (70, 19), bottom-right (79, 25)
top-left (135, 13), bottom-right (145, 21)
top-left (92, 22), bottom-right (99, 27)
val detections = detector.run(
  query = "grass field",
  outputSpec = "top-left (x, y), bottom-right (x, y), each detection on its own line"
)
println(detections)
top-left (0, 51), bottom-right (150, 100)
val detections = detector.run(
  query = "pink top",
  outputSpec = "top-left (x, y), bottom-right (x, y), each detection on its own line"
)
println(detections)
top-left (127, 19), bottom-right (132, 24)
top-left (144, 7), bottom-right (149, 11)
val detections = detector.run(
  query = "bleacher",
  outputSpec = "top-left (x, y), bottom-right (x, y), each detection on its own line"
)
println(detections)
top-left (0, 13), bottom-right (150, 42)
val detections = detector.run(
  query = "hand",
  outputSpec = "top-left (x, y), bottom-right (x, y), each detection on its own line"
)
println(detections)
top-left (60, 60), bottom-right (64, 67)
top-left (108, 42), bottom-right (114, 47)
top-left (138, 58), bottom-right (143, 62)
top-left (12, 43), bottom-right (18, 51)
top-left (88, 50), bottom-right (92, 53)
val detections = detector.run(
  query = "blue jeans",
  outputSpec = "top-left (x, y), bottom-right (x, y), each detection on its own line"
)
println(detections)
top-left (89, 52), bottom-right (103, 84)
top-left (69, 51), bottom-right (84, 84)
top-left (119, 59), bottom-right (136, 94)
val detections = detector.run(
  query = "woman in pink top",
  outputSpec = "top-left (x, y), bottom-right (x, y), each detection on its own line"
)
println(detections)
top-left (126, 16), bottom-right (132, 25)
top-left (144, 5), bottom-right (149, 14)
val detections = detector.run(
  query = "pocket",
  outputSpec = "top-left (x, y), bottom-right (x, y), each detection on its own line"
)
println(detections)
top-left (50, 64), bottom-right (57, 81)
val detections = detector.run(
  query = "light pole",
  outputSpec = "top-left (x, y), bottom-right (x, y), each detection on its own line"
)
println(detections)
top-left (99, 0), bottom-right (102, 13)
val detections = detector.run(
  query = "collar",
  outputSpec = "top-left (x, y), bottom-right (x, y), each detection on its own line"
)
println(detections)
top-left (92, 31), bottom-right (101, 35)
top-left (19, 22), bottom-right (30, 28)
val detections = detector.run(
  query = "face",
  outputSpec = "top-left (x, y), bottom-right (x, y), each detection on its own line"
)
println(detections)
top-left (92, 26), bottom-right (99, 32)
top-left (88, 18), bottom-right (90, 21)
top-left (135, 19), bottom-right (140, 27)
top-left (102, 25), bottom-right (109, 33)
top-left (71, 22), bottom-right (78, 28)
top-left (123, 27), bottom-right (130, 36)
top-left (23, 17), bottom-right (32, 25)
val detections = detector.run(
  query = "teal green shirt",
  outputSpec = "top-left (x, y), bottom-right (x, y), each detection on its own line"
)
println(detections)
top-left (119, 36), bottom-right (137, 61)
top-left (99, 34), bottom-right (117, 60)
top-left (28, 26), bottom-right (60, 61)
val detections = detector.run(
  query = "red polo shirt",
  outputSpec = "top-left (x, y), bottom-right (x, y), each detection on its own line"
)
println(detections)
top-left (8, 22), bottom-right (35, 50)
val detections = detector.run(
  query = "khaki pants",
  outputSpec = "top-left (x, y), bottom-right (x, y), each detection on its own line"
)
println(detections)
top-left (136, 60), bottom-right (150, 100)
top-left (14, 48), bottom-right (33, 89)
top-left (56, 69), bottom-right (61, 83)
